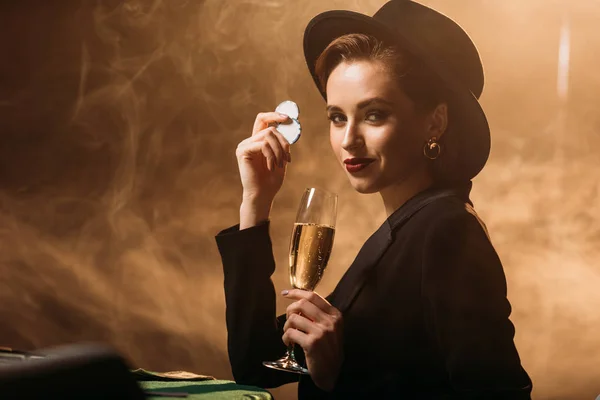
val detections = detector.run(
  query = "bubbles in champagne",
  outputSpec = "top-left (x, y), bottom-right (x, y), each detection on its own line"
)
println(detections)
top-left (289, 223), bottom-right (335, 291)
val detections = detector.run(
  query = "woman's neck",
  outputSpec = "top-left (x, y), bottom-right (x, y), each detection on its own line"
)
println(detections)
top-left (379, 168), bottom-right (434, 218)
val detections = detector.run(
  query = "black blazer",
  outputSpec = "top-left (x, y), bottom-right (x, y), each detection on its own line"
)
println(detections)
top-left (216, 186), bottom-right (532, 399)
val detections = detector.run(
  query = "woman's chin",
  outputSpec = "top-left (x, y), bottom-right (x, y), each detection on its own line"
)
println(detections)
top-left (348, 178), bottom-right (380, 194)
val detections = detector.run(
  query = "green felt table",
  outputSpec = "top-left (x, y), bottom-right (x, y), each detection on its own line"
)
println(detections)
top-left (141, 380), bottom-right (274, 400)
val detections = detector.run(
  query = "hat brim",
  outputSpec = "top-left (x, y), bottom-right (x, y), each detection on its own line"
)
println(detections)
top-left (303, 10), bottom-right (491, 182)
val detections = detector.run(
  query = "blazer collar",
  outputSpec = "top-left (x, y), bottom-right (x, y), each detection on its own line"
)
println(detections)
top-left (387, 186), bottom-right (463, 230)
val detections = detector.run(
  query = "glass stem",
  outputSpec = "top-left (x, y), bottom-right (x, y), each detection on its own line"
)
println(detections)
top-left (286, 343), bottom-right (297, 362)
top-left (285, 310), bottom-right (302, 363)
top-left (285, 310), bottom-right (304, 363)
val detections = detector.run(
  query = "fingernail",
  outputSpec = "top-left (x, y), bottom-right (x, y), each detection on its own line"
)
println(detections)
top-left (278, 113), bottom-right (289, 119)
top-left (281, 290), bottom-right (289, 296)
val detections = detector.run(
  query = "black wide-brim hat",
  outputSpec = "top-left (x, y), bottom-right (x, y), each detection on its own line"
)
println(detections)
top-left (303, 0), bottom-right (490, 182)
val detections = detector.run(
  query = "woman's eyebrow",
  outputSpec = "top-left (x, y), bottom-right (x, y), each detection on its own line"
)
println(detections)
top-left (326, 97), bottom-right (394, 112)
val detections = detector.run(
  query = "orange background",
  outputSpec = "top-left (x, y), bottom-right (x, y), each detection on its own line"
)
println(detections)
top-left (0, 1), bottom-right (599, 399)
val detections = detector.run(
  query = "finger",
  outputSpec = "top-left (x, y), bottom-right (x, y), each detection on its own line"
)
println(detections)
top-left (252, 112), bottom-right (290, 136)
top-left (260, 141), bottom-right (277, 171)
top-left (286, 298), bottom-right (325, 323)
top-left (283, 312), bottom-right (315, 334)
top-left (237, 139), bottom-right (277, 171)
top-left (283, 289), bottom-right (338, 316)
top-left (282, 327), bottom-right (310, 349)
top-left (249, 128), bottom-right (291, 164)
top-left (268, 127), bottom-right (292, 162)
top-left (263, 129), bottom-right (286, 168)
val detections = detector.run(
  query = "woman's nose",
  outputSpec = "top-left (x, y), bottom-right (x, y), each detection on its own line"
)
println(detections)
top-left (341, 121), bottom-right (364, 151)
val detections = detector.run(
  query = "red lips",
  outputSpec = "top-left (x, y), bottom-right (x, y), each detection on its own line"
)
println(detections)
top-left (343, 158), bottom-right (375, 173)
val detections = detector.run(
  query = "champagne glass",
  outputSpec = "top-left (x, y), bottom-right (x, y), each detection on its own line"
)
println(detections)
top-left (263, 187), bottom-right (337, 374)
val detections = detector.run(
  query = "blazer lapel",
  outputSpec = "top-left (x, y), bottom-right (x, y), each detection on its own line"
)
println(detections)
top-left (330, 189), bottom-right (458, 313)
top-left (330, 222), bottom-right (392, 313)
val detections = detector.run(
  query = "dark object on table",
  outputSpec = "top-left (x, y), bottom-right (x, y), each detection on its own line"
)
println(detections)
top-left (0, 348), bottom-right (45, 365)
top-left (0, 342), bottom-right (146, 399)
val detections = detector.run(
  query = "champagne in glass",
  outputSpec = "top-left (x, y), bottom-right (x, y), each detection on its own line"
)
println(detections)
top-left (289, 223), bottom-right (335, 291)
top-left (263, 187), bottom-right (337, 374)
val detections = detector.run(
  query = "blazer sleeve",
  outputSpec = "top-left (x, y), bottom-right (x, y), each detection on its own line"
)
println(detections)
top-left (215, 221), bottom-right (299, 388)
top-left (421, 209), bottom-right (533, 399)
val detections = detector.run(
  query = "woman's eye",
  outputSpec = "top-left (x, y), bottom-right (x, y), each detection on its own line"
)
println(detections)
top-left (327, 111), bottom-right (387, 124)
top-left (328, 114), bottom-right (345, 124)
top-left (366, 111), bottom-right (387, 122)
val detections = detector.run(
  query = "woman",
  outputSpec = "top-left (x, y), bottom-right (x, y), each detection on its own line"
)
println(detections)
top-left (216, 1), bottom-right (532, 398)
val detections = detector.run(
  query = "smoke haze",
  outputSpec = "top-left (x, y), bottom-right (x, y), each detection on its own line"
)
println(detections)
top-left (0, 1), bottom-right (599, 399)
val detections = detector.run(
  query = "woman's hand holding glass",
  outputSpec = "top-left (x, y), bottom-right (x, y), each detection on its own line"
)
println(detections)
top-left (282, 289), bottom-right (344, 392)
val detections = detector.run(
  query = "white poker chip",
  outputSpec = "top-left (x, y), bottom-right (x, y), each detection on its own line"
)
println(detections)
top-left (275, 100), bottom-right (299, 120)
top-left (275, 100), bottom-right (301, 144)
top-left (277, 118), bottom-right (302, 144)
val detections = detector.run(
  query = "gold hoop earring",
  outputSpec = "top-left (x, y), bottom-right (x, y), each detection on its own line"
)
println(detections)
top-left (423, 137), bottom-right (441, 160)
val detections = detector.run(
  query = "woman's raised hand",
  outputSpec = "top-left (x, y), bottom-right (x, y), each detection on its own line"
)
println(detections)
top-left (236, 112), bottom-right (292, 229)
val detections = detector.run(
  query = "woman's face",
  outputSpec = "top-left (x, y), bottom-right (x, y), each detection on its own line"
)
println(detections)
top-left (326, 60), bottom-right (433, 194)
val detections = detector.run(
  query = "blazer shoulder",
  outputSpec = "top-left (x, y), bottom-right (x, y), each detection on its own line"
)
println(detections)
top-left (408, 195), bottom-right (491, 241)
top-left (409, 194), bottom-right (475, 223)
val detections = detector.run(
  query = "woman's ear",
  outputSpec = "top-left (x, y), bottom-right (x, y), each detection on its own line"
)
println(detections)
top-left (428, 103), bottom-right (448, 140)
